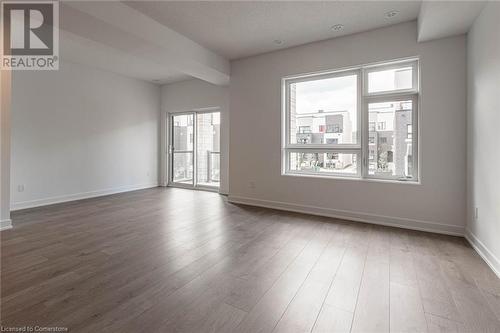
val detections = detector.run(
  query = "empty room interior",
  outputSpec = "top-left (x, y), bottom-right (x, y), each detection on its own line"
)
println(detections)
top-left (1, 0), bottom-right (500, 332)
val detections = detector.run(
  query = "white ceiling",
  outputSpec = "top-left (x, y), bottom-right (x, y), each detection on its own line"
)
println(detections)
top-left (127, 1), bottom-right (422, 60)
top-left (418, 1), bottom-right (486, 42)
top-left (57, 1), bottom-right (485, 85)
top-left (60, 30), bottom-right (191, 85)
top-left (60, 1), bottom-right (230, 85)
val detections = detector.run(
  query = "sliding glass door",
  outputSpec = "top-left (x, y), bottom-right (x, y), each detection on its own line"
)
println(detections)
top-left (171, 113), bottom-right (194, 186)
top-left (196, 112), bottom-right (221, 188)
top-left (169, 110), bottom-right (220, 190)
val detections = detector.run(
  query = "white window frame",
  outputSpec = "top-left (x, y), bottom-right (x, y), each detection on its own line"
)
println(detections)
top-left (282, 68), bottom-right (362, 178)
top-left (361, 93), bottom-right (419, 181)
top-left (363, 60), bottom-right (418, 96)
top-left (282, 57), bottom-right (419, 182)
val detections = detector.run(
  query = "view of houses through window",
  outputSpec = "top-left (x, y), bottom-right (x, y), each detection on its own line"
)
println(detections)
top-left (284, 59), bottom-right (418, 181)
top-left (368, 100), bottom-right (413, 177)
top-left (289, 73), bottom-right (359, 174)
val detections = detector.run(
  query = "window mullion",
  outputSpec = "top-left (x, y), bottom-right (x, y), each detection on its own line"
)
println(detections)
top-left (361, 90), bottom-right (368, 179)
top-left (285, 144), bottom-right (361, 150)
top-left (283, 58), bottom-right (418, 182)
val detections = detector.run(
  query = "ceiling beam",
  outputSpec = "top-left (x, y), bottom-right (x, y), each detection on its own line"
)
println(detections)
top-left (61, 2), bottom-right (230, 85)
top-left (60, 30), bottom-right (190, 84)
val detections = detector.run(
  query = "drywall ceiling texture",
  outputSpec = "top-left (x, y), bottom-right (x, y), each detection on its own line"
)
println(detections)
top-left (418, 1), bottom-right (486, 42)
top-left (161, 79), bottom-right (230, 194)
top-left (229, 21), bottom-right (467, 235)
top-left (127, 0), bottom-right (421, 60)
top-left (467, 2), bottom-right (500, 275)
top-left (59, 2), bottom-right (229, 85)
top-left (11, 61), bottom-right (161, 210)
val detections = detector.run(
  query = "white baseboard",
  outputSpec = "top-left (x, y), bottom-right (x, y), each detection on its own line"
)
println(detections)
top-left (465, 229), bottom-right (500, 279)
top-left (11, 183), bottom-right (159, 211)
top-left (228, 195), bottom-right (464, 236)
top-left (0, 219), bottom-right (12, 231)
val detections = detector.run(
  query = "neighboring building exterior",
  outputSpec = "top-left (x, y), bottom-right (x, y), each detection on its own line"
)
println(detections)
top-left (295, 110), bottom-right (355, 170)
top-left (172, 115), bottom-right (194, 182)
top-left (289, 83), bottom-right (356, 173)
top-left (172, 112), bottom-right (220, 185)
top-left (196, 112), bottom-right (220, 185)
top-left (290, 84), bottom-right (413, 177)
top-left (368, 100), bottom-right (413, 177)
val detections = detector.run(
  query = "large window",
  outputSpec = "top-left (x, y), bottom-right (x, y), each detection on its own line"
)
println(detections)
top-left (282, 59), bottom-right (418, 181)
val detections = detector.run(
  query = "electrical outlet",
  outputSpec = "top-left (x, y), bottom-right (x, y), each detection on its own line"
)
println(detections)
top-left (475, 207), bottom-right (479, 220)
top-left (249, 181), bottom-right (256, 189)
top-left (17, 184), bottom-right (25, 192)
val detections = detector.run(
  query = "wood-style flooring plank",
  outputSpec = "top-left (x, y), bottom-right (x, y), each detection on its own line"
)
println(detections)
top-left (273, 229), bottom-right (346, 333)
top-left (350, 227), bottom-right (391, 333)
top-left (389, 231), bottom-right (428, 333)
top-left (1, 187), bottom-right (498, 333)
top-left (235, 222), bottom-right (335, 333)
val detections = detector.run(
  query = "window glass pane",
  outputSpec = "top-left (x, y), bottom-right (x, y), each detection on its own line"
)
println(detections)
top-left (290, 74), bottom-right (358, 145)
top-left (196, 112), bottom-right (220, 188)
top-left (173, 152), bottom-right (193, 184)
top-left (368, 65), bottom-right (413, 93)
top-left (368, 100), bottom-right (414, 178)
top-left (172, 114), bottom-right (193, 151)
top-left (289, 152), bottom-right (358, 175)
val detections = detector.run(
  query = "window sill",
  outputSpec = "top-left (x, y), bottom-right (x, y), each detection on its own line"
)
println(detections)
top-left (282, 172), bottom-right (421, 185)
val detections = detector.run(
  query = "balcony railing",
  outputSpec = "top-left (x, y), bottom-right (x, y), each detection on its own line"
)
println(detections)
top-left (207, 151), bottom-right (220, 183)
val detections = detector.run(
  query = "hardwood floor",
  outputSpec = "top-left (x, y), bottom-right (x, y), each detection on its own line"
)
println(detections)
top-left (1, 187), bottom-right (499, 332)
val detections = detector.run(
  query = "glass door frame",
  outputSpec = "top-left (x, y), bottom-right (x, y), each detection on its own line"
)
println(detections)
top-left (167, 108), bottom-right (221, 192)
top-left (168, 111), bottom-right (195, 189)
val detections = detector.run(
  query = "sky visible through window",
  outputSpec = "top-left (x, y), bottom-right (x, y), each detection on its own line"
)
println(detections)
top-left (285, 61), bottom-right (417, 180)
top-left (294, 75), bottom-right (357, 116)
top-left (368, 66), bottom-right (412, 93)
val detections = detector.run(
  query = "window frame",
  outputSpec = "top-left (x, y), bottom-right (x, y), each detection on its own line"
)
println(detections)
top-left (286, 148), bottom-right (362, 178)
top-left (282, 58), bottom-right (419, 182)
top-left (361, 93), bottom-right (419, 181)
top-left (363, 60), bottom-right (418, 97)
top-left (283, 68), bottom-right (362, 151)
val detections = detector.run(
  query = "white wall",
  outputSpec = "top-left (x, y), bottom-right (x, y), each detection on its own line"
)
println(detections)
top-left (229, 21), bottom-right (467, 235)
top-left (161, 79), bottom-right (229, 194)
top-left (1, 69), bottom-right (12, 230)
top-left (466, 3), bottom-right (500, 276)
top-left (11, 60), bottom-right (160, 210)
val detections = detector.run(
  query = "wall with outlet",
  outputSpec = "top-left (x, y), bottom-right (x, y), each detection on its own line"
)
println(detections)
top-left (11, 60), bottom-right (161, 210)
top-left (229, 21), bottom-right (467, 235)
top-left (466, 3), bottom-right (500, 276)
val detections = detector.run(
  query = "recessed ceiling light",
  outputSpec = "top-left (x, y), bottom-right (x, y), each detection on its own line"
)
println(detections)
top-left (331, 24), bottom-right (344, 31)
top-left (273, 39), bottom-right (283, 45)
top-left (385, 10), bottom-right (399, 18)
